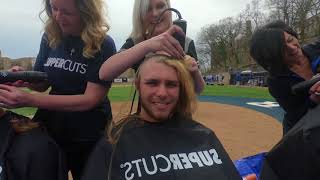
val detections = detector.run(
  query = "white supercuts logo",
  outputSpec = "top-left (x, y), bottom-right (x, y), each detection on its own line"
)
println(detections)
top-left (44, 57), bottom-right (87, 74)
top-left (120, 148), bottom-right (223, 180)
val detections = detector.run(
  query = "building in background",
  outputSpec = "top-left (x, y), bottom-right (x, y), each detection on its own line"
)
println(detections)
top-left (0, 50), bottom-right (35, 70)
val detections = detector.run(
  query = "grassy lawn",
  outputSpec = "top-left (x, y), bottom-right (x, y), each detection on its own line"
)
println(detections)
top-left (202, 85), bottom-right (274, 100)
top-left (10, 84), bottom-right (273, 116)
top-left (108, 85), bottom-right (137, 101)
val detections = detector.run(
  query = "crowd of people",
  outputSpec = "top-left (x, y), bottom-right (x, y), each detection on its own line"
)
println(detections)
top-left (0, 0), bottom-right (319, 179)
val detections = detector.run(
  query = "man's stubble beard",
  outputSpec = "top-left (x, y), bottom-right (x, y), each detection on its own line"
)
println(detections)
top-left (140, 99), bottom-right (172, 122)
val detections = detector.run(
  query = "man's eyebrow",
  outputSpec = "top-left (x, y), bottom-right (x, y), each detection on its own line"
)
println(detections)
top-left (143, 78), bottom-right (158, 82)
top-left (143, 79), bottom-right (178, 82)
top-left (166, 79), bottom-right (178, 82)
top-left (165, 80), bottom-right (179, 84)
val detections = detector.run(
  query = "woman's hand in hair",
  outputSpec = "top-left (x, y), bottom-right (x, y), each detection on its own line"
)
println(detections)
top-left (184, 55), bottom-right (205, 94)
top-left (145, 25), bottom-right (185, 59)
top-left (184, 55), bottom-right (199, 74)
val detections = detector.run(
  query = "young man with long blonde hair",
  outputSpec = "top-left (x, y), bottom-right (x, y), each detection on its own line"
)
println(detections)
top-left (83, 54), bottom-right (241, 180)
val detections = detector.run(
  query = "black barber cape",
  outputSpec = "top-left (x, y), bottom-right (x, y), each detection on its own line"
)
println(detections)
top-left (0, 111), bottom-right (67, 180)
top-left (259, 105), bottom-right (320, 180)
top-left (0, 112), bottom-right (13, 180)
top-left (82, 117), bottom-right (241, 180)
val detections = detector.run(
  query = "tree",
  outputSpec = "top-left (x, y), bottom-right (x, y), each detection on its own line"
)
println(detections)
top-left (197, 25), bottom-right (217, 71)
top-left (266, 0), bottom-right (295, 25)
top-left (197, 17), bottom-right (249, 72)
top-left (266, 0), bottom-right (319, 41)
top-left (241, 0), bottom-right (267, 28)
top-left (196, 0), bottom-right (320, 73)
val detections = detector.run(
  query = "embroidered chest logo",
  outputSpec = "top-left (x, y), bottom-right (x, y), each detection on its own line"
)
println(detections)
top-left (120, 148), bottom-right (223, 180)
top-left (44, 57), bottom-right (87, 74)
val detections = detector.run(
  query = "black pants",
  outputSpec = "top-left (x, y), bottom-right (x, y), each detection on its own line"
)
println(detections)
top-left (60, 141), bottom-right (97, 180)
top-left (32, 108), bottom-right (111, 179)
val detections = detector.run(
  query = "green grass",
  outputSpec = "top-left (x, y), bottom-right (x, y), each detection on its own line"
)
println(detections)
top-left (108, 85), bottom-right (136, 101)
top-left (11, 84), bottom-right (273, 116)
top-left (202, 85), bottom-right (274, 100)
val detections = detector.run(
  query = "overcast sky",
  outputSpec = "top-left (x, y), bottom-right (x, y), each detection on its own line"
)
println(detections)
top-left (0, 0), bottom-right (253, 58)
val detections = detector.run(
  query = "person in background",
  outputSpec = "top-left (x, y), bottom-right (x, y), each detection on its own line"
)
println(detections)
top-left (82, 54), bottom-right (241, 180)
top-left (250, 20), bottom-right (320, 135)
top-left (99, 0), bottom-right (205, 94)
top-left (0, 0), bottom-right (116, 179)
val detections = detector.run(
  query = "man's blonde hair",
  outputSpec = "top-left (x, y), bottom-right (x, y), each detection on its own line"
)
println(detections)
top-left (107, 54), bottom-right (197, 144)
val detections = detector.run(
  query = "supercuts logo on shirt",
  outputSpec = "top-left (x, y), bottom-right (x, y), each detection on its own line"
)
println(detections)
top-left (44, 57), bottom-right (87, 74)
top-left (120, 148), bottom-right (223, 180)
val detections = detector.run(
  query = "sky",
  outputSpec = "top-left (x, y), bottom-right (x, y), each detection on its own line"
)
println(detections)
top-left (0, 0), bottom-right (253, 59)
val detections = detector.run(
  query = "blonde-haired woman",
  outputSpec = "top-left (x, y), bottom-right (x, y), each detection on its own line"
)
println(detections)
top-left (83, 54), bottom-right (240, 180)
top-left (0, 109), bottom-right (67, 180)
top-left (0, 0), bottom-right (116, 179)
top-left (99, 0), bottom-right (205, 94)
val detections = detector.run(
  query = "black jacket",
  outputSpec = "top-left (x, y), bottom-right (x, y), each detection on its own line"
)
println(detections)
top-left (259, 104), bottom-right (320, 180)
top-left (82, 117), bottom-right (241, 180)
top-left (0, 111), bottom-right (68, 180)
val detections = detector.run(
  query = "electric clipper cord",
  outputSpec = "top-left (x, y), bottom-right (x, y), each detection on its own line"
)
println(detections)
top-left (154, 8), bottom-right (187, 50)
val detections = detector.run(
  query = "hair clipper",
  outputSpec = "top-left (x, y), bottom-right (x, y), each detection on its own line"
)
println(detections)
top-left (172, 19), bottom-right (187, 51)
top-left (292, 75), bottom-right (320, 94)
top-left (0, 71), bottom-right (48, 84)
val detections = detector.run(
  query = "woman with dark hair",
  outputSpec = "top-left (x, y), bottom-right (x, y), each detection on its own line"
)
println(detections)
top-left (0, 0), bottom-right (116, 179)
top-left (0, 109), bottom-right (67, 180)
top-left (250, 20), bottom-right (320, 134)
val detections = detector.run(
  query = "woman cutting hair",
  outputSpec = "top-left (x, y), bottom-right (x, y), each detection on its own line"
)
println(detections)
top-left (250, 20), bottom-right (320, 134)
top-left (0, 0), bottom-right (116, 179)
